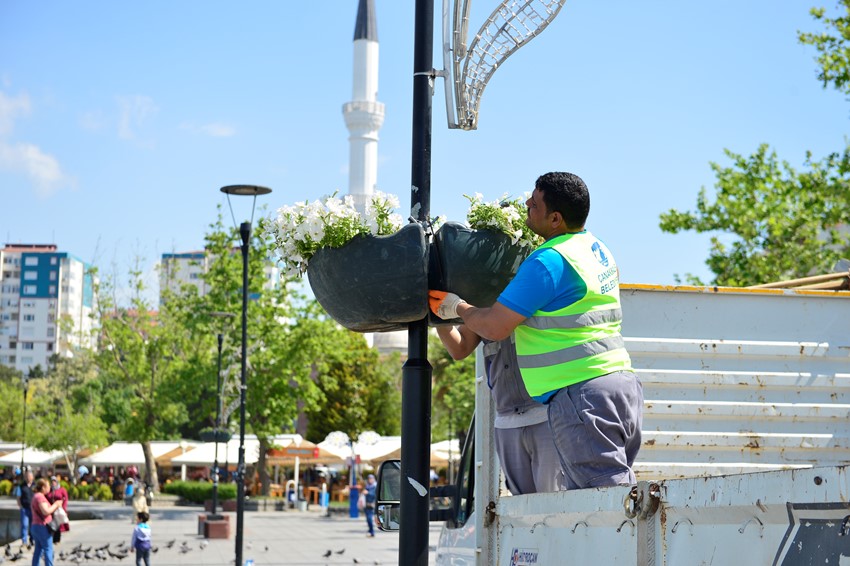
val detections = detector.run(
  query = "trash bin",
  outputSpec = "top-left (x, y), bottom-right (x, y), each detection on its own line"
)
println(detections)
top-left (349, 485), bottom-right (360, 519)
top-left (297, 499), bottom-right (307, 512)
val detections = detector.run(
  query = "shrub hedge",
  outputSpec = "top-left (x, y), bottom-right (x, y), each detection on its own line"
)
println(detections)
top-left (162, 480), bottom-right (236, 503)
top-left (0, 479), bottom-right (12, 496)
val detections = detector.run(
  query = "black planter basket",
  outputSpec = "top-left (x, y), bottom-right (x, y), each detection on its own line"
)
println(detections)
top-left (307, 222), bottom-right (429, 332)
top-left (429, 221), bottom-right (532, 325)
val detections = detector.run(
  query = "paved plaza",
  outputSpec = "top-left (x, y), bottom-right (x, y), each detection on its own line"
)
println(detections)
top-left (0, 499), bottom-right (443, 565)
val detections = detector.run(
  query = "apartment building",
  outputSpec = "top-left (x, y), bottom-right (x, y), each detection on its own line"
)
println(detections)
top-left (159, 250), bottom-right (280, 302)
top-left (0, 244), bottom-right (97, 373)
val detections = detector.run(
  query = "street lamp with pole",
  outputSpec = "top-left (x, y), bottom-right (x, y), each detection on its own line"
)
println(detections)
top-left (219, 184), bottom-right (272, 566)
top-left (209, 311), bottom-right (235, 519)
top-left (20, 374), bottom-right (28, 473)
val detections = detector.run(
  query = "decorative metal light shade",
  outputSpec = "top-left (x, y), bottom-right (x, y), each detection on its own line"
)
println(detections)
top-left (220, 185), bottom-right (272, 197)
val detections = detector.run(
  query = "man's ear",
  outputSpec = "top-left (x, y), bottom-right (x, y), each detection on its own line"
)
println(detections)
top-left (549, 211), bottom-right (563, 230)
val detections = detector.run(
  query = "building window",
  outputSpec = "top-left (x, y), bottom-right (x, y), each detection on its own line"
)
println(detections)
top-left (47, 328), bottom-right (54, 338)
top-left (23, 285), bottom-right (36, 295)
top-left (49, 271), bottom-right (57, 281)
top-left (23, 272), bottom-right (37, 281)
top-left (47, 314), bottom-right (55, 322)
top-left (50, 257), bottom-right (58, 265)
top-left (9, 341), bottom-right (16, 349)
top-left (22, 342), bottom-right (33, 350)
top-left (47, 342), bottom-right (53, 351)
top-left (21, 356), bottom-right (32, 364)
top-left (48, 285), bottom-right (56, 295)
top-left (24, 257), bottom-right (38, 266)
top-left (22, 301), bottom-right (35, 308)
top-left (23, 314), bottom-right (35, 321)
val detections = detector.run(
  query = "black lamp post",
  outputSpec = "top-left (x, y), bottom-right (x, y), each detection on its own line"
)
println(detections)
top-left (401, 0), bottom-right (435, 564)
top-left (209, 311), bottom-right (235, 519)
top-left (20, 375), bottom-right (28, 473)
top-left (219, 184), bottom-right (271, 566)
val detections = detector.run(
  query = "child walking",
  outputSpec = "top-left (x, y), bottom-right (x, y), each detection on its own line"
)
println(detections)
top-left (131, 512), bottom-right (152, 566)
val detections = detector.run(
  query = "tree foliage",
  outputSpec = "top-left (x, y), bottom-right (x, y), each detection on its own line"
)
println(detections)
top-left (659, 4), bottom-right (850, 286)
top-left (659, 145), bottom-right (850, 285)
top-left (28, 351), bottom-right (108, 482)
top-left (304, 321), bottom-right (401, 442)
top-left (429, 332), bottom-right (475, 443)
top-left (0, 365), bottom-right (25, 441)
top-left (799, 1), bottom-right (850, 97)
top-left (94, 258), bottom-right (192, 491)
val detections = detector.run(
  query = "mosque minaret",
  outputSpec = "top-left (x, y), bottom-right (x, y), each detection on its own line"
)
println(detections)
top-left (344, 0), bottom-right (384, 214)
top-left (344, 0), bottom-right (407, 356)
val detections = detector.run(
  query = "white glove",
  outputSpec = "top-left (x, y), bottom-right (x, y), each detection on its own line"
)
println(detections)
top-left (429, 290), bottom-right (466, 319)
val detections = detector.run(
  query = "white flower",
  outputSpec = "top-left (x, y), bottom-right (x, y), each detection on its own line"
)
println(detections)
top-left (463, 194), bottom-right (541, 249)
top-left (271, 191), bottom-right (403, 276)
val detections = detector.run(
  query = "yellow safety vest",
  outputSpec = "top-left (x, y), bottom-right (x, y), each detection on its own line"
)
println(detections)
top-left (515, 232), bottom-right (632, 398)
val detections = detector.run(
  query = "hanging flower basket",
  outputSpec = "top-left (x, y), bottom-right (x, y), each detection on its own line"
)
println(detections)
top-left (307, 222), bottom-right (429, 332)
top-left (429, 221), bottom-right (533, 324)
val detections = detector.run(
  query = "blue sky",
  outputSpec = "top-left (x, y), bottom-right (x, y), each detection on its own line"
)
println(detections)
top-left (1, 1), bottom-right (847, 303)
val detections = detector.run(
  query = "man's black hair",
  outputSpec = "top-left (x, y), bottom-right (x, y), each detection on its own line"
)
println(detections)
top-left (535, 172), bottom-right (590, 230)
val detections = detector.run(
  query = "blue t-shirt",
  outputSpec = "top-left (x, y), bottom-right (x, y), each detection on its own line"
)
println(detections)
top-left (497, 234), bottom-right (588, 317)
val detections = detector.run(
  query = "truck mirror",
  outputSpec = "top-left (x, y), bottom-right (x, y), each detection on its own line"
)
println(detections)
top-left (375, 459), bottom-right (457, 530)
top-left (376, 460), bottom-right (401, 531)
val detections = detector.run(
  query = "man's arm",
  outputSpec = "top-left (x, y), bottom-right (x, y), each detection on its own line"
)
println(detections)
top-left (435, 325), bottom-right (482, 360)
top-left (456, 301), bottom-right (526, 342)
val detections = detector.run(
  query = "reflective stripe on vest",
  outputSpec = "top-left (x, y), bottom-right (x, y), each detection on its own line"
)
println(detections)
top-left (515, 231), bottom-right (631, 398)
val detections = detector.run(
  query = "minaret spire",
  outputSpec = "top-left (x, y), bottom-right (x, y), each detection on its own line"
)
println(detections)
top-left (344, 0), bottom-right (384, 213)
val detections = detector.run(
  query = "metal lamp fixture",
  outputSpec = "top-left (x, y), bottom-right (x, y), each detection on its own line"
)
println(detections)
top-left (208, 311), bottom-right (235, 520)
top-left (219, 184), bottom-right (272, 566)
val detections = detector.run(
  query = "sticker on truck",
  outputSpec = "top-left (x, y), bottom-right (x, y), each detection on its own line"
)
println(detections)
top-left (509, 547), bottom-right (540, 565)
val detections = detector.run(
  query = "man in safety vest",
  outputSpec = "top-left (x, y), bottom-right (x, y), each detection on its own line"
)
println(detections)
top-left (429, 171), bottom-right (643, 489)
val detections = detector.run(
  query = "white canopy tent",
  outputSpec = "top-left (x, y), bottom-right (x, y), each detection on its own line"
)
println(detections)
top-left (0, 447), bottom-right (65, 467)
top-left (0, 442), bottom-right (24, 456)
top-left (170, 439), bottom-right (261, 467)
top-left (318, 436), bottom-right (402, 463)
top-left (81, 441), bottom-right (199, 479)
top-left (371, 439), bottom-right (461, 467)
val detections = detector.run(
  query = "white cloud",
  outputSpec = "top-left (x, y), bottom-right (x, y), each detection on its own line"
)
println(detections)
top-left (117, 94), bottom-right (158, 140)
top-left (0, 91), bottom-right (31, 137)
top-left (179, 121), bottom-right (236, 137)
top-left (79, 110), bottom-right (106, 131)
top-left (0, 140), bottom-right (74, 199)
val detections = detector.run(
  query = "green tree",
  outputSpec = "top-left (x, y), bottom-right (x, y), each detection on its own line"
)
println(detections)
top-left (0, 365), bottom-right (25, 441)
top-left (28, 351), bottom-right (108, 483)
top-left (429, 331), bottom-right (475, 444)
top-left (659, 4), bottom-right (850, 286)
top-left (659, 145), bottom-right (850, 286)
top-left (799, 1), bottom-right (850, 97)
top-left (95, 259), bottom-right (192, 492)
top-left (173, 212), bottom-right (327, 496)
top-left (303, 322), bottom-right (402, 442)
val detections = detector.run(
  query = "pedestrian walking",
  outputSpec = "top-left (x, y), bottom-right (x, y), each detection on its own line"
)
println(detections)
top-left (131, 512), bottom-right (152, 566)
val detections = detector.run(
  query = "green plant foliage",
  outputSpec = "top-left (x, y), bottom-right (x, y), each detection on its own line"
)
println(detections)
top-left (94, 484), bottom-right (114, 501)
top-left (429, 332), bottom-right (475, 443)
top-left (659, 145), bottom-right (850, 286)
top-left (162, 480), bottom-right (236, 503)
top-left (0, 479), bottom-right (12, 496)
top-left (798, 1), bottom-right (850, 97)
top-left (303, 319), bottom-right (402, 441)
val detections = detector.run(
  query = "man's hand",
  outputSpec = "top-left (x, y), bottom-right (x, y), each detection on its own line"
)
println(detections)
top-left (428, 290), bottom-right (466, 320)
